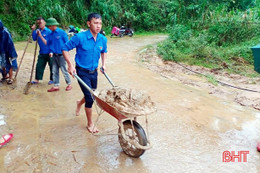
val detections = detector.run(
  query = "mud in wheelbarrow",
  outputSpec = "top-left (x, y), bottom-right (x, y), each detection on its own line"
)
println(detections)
top-left (74, 74), bottom-right (153, 158)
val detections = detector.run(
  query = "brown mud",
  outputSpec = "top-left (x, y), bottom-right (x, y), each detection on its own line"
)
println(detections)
top-left (98, 87), bottom-right (156, 117)
top-left (0, 35), bottom-right (259, 172)
top-left (140, 45), bottom-right (260, 111)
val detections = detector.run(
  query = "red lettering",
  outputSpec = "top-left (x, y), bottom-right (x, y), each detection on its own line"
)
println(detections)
top-left (240, 151), bottom-right (249, 162)
top-left (223, 151), bottom-right (232, 162)
top-left (223, 151), bottom-right (249, 162)
top-left (231, 151), bottom-right (241, 162)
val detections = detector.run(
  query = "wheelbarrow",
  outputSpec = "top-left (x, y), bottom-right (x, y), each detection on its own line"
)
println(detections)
top-left (74, 70), bottom-right (152, 158)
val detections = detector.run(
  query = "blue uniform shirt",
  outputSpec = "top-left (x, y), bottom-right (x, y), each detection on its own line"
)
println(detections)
top-left (32, 27), bottom-right (51, 54)
top-left (62, 30), bottom-right (107, 70)
top-left (48, 27), bottom-right (68, 54)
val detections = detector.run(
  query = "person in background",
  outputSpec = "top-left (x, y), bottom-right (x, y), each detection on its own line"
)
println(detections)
top-left (62, 13), bottom-right (107, 133)
top-left (45, 18), bottom-right (72, 92)
top-left (0, 20), bottom-right (18, 84)
top-left (31, 17), bottom-right (53, 85)
top-left (68, 25), bottom-right (76, 33)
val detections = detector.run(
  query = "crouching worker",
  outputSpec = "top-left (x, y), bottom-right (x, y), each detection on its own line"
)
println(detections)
top-left (0, 20), bottom-right (18, 84)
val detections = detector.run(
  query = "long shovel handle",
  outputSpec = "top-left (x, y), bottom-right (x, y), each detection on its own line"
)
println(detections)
top-left (14, 35), bottom-right (31, 80)
top-left (73, 73), bottom-right (94, 95)
top-left (24, 38), bottom-right (38, 95)
top-left (29, 38), bottom-right (38, 82)
top-left (100, 67), bottom-right (115, 87)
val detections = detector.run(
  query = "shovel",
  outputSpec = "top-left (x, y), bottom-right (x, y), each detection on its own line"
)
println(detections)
top-left (12, 34), bottom-right (32, 88)
top-left (24, 39), bottom-right (38, 95)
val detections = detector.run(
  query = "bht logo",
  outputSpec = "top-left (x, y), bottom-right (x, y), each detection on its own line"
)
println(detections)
top-left (223, 151), bottom-right (249, 162)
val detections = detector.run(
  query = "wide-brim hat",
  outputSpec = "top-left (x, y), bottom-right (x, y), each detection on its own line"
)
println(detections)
top-left (46, 18), bottom-right (59, 26)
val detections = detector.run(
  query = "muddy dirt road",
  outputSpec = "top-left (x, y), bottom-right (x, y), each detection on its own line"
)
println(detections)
top-left (0, 35), bottom-right (260, 172)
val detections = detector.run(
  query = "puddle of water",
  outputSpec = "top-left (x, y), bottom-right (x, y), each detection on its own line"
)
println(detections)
top-left (241, 120), bottom-right (260, 141)
top-left (0, 114), bottom-right (6, 126)
top-left (255, 112), bottom-right (260, 119)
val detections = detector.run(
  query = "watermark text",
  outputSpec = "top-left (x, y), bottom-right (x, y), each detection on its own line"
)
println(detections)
top-left (223, 151), bottom-right (249, 162)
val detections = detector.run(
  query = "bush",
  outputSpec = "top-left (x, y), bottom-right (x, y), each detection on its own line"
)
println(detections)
top-left (157, 2), bottom-right (260, 76)
top-left (207, 16), bottom-right (259, 46)
top-left (168, 24), bottom-right (192, 42)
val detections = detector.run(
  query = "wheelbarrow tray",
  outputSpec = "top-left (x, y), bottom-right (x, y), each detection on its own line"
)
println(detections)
top-left (74, 74), bottom-right (151, 157)
top-left (95, 96), bottom-right (128, 121)
top-left (74, 73), bottom-right (128, 120)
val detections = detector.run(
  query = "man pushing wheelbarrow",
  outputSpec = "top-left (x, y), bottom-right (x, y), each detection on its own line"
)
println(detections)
top-left (63, 13), bottom-right (155, 157)
top-left (73, 74), bottom-right (155, 157)
top-left (63, 13), bottom-right (107, 133)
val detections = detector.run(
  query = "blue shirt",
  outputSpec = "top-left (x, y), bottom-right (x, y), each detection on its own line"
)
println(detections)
top-left (48, 27), bottom-right (68, 54)
top-left (32, 27), bottom-right (51, 54)
top-left (62, 30), bottom-right (107, 70)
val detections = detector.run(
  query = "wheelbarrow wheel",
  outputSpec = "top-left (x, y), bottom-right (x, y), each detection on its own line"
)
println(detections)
top-left (118, 120), bottom-right (147, 158)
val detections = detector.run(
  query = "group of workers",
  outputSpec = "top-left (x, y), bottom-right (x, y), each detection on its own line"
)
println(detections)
top-left (31, 16), bottom-right (72, 91)
top-left (0, 13), bottom-right (107, 136)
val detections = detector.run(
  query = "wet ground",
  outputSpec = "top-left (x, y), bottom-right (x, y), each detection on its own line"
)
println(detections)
top-left (0, 35), bottom-right (260, 172)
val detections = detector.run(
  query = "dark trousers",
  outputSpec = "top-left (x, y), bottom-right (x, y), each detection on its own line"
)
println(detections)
top-left (35, 54), bottom-right (53, 80)
top-left (76, 66), bottom-right (98, 108)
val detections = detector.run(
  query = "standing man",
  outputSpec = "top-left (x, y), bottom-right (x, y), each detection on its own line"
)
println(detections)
top-left (0, 20), bottom-right (18, 84)
top-left (31, 17), bottom-right (53, 85)
top-left (62, 13), bottom-right (107, 133)
top-left (46, 18), bottom-right (72, 92)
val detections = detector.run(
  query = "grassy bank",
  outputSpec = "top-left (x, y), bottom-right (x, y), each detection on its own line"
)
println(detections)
top-left (157, 4), bottom-right (260, 77)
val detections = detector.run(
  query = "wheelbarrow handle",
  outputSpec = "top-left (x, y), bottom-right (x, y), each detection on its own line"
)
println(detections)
top-left (100, 67), bottom-right (115, 87)
top-left (73, 73), bottom-right (94, 95)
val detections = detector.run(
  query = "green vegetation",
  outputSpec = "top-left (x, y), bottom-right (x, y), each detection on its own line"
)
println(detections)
top-left (0, 0), bottom-right (259, 76)
top-left (205, 74), bottom-right (219, 86)
top-left (157, 0), bottom-right (260, 76)
top-left (0, 0), bottom-right (170, 40)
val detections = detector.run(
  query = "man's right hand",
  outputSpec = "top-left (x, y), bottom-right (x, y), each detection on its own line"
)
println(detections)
top-left (68, 65), bottom-right (76, 76)
top-left (62, 50), bottom-right (75, 76)
top-left (31, 24), bottom-right (36, 31)
top-left (36, 29), bottom-right (43, 37)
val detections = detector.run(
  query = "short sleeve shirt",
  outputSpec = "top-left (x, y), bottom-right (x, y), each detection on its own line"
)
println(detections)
top-left (62, 30), bottom-right (107, 70)
top-left (48, 27), bottom-right (68, 54)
